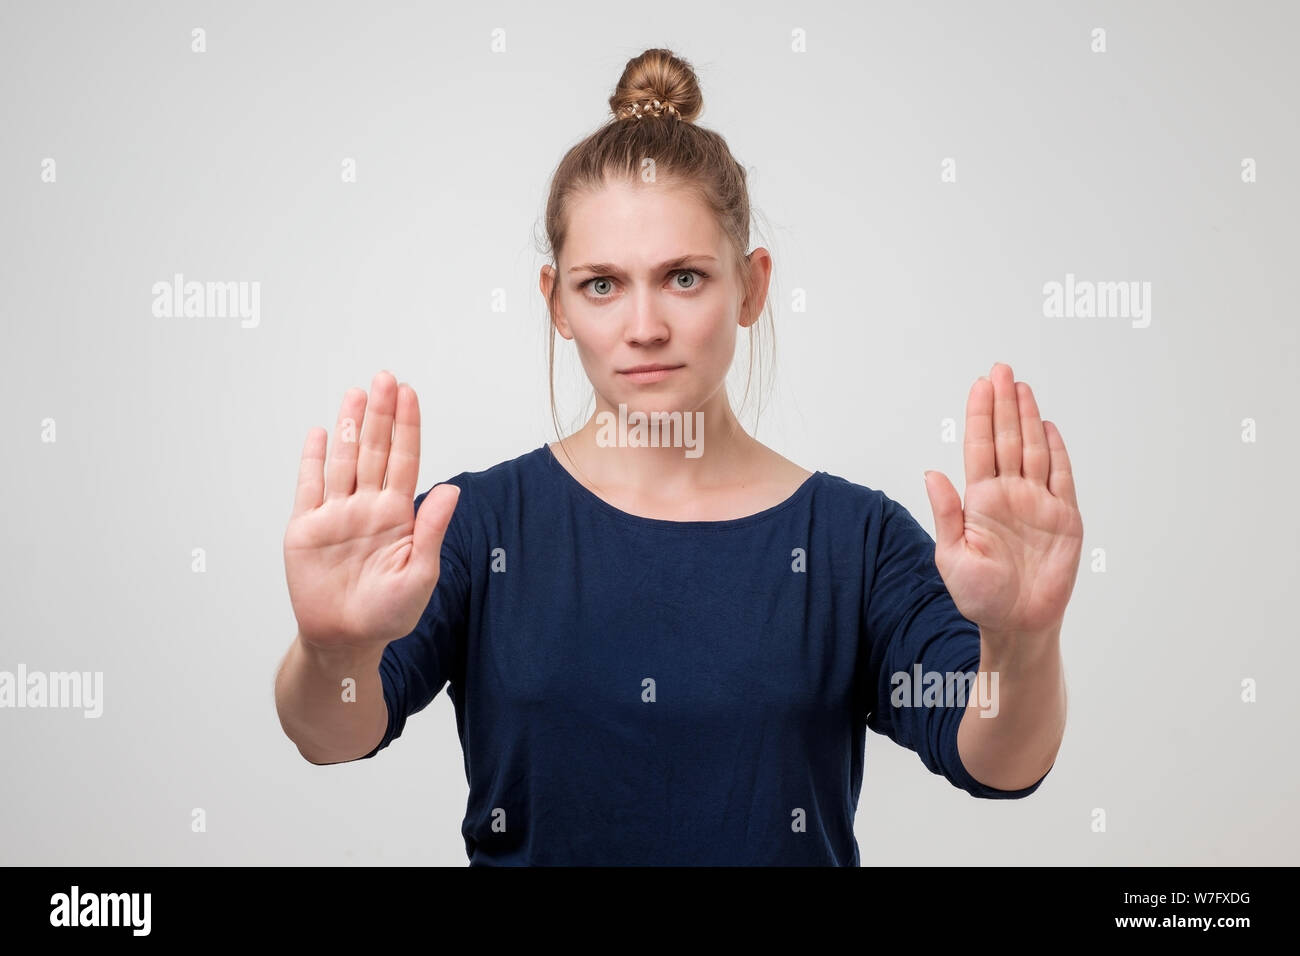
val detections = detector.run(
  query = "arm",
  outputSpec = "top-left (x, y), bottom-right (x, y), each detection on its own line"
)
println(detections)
top-left (921, 362), bottom-right (1084, 792)
top-left (275, 634), bottom-right (388, 765)
top-left (277, 478), bottom-right (470, 765)
top-left (956, 623), bottom-right (1067, 791)
top-left (862, 493), bottom-right (1047, 799)
top-left (277, 372), bottom-right (464, 766)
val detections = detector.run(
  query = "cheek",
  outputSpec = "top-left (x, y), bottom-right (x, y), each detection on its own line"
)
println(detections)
top-left (685, 307), bottom-right (738, 358)
top-left (568, 316), bottom-right (620, 365)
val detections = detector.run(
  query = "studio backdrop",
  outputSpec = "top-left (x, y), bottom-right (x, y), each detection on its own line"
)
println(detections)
top-left (1, 0), bottom-right (1296, 865)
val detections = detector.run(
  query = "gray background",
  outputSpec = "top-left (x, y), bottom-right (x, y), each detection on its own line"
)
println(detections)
top-left (1, 0), bottom-right (1296, 865)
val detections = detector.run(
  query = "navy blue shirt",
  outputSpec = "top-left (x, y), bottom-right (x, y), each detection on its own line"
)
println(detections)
top-left (362, 444), bottom-right (1049, 865)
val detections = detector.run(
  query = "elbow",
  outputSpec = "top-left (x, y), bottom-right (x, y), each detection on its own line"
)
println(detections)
top-left (968, 760), bottom-right (1055, 799)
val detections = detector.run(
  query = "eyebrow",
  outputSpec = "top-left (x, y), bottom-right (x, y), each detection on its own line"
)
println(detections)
top-left (567, 255), bottom-right (718, 275)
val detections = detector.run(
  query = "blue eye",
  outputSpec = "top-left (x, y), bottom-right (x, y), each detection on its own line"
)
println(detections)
top-left (580, 269), bottom-right (708, 300)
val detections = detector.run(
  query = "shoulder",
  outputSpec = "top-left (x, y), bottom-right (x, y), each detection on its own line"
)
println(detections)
top-left (809, 469), bottom-right (933, 550)
top-left (809, 468), bottom-right (888, 517)
top-left (416, 444), bottom-right (552, 512)
top-left (412, 446), bottom-right (551, 559)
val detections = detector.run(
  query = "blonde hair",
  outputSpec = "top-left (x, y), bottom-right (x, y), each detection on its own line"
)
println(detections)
top-left (539, 48), bottom-right (776, 457)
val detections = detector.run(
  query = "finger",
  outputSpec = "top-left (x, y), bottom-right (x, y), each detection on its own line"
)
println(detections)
top-left (1043, 420), bottom-right (1078, 510)
top-left (964, 375), bottom-right (996, 485)
top-left (292, 427), bottom-right (327, 516)
top-left (990, 362), bottom-right (1021, 477)
top-left (325, 388), bottom-right (367, 500)
top-left (385, 383), bottom-right (421, 498)
top-left (1016, 381), bottom-right (1049, 484)
top-left (356, 371), bottom-right (399, 491)
top-left (923, 470), bottom-right (964, 553)
top-left (410, 483), bottom-right (461, 582)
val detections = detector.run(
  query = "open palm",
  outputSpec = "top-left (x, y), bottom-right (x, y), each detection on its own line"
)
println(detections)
top-left (923, 363), bottom-right (1084, 635)
top-left (283, 372), bottom-right (461, 650)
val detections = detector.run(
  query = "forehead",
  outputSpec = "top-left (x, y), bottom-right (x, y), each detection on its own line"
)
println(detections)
top-left (563, 179), bottom-right (724, 265)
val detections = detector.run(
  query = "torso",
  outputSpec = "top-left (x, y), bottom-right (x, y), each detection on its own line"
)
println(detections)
top-left (450, 443), bottom-right (869, 864)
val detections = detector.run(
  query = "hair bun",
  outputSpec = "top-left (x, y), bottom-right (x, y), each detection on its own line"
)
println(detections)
top-left (609, 48), bottom-right (703, 123)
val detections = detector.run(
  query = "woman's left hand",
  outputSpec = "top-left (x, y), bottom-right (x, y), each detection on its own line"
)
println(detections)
top-left (922, 362), bottom-right (1085, 640)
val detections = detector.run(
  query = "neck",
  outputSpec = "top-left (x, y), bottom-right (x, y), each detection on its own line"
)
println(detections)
top-left (556, 388), bottom-right (756, 495)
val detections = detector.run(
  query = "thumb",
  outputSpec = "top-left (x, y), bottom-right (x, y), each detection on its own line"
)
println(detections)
top-left (411, 483), bottom-right (461, 581)
top-left (922, 470), bottom-right (964, 555)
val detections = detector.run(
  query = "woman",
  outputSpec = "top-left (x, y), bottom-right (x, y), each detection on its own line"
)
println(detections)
top-left (274, 49), bottom-right (1083, 866)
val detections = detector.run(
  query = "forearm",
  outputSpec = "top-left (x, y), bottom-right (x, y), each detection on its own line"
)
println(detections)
top-left (274, 633), bottom-right (389, 764)
top-left (956, 624), bottom-right (1067, 791)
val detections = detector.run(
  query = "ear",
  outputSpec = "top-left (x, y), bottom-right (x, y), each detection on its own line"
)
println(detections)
top-left (738, 247), bottom-right (772, 328)
top-left (540, 265), bottom-right (572, 340)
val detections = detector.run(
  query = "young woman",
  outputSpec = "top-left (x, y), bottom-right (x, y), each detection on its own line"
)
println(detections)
top-left (274, 49), bottom-right (1083, 866)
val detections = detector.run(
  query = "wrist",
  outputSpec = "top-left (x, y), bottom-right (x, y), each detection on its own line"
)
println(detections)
top-left (296, 632), bottom-right (388, 671)
top-left (977, 623), bottom-right (1062, 676)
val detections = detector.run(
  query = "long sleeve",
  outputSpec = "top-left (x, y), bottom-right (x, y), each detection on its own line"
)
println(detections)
top-left (360, 477), bottom-right (472, 758)
top-left (861, 491), bottom-right (1049, 799)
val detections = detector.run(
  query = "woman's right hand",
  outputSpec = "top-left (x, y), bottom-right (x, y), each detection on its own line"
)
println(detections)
top-left (283, 371), bottom-right (461, 651)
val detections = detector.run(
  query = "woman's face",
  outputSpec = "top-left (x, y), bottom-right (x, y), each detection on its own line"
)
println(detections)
top-left (544, 179), bottom-right (768, 418)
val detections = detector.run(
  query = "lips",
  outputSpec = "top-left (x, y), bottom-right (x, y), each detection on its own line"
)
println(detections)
top-left (619, 364), bottom-right (683, 374)
top-left (618, 364), bottom-right (683, 384)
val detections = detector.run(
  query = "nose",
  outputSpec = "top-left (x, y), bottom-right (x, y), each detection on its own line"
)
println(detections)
top-left (623, 287), bottom-right (670, 347)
